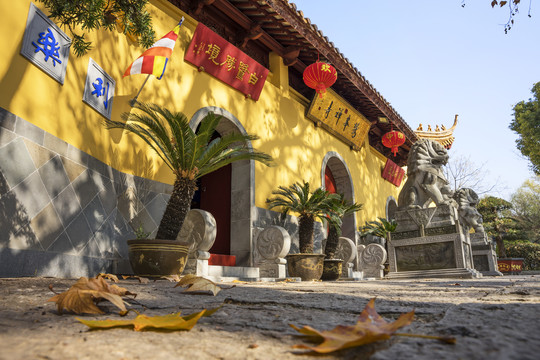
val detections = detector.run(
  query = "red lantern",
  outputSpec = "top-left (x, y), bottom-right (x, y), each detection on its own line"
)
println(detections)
top-left (382, 129), bottom-right (406, 156)
top-left (303, 61), bottom-right (337, 98)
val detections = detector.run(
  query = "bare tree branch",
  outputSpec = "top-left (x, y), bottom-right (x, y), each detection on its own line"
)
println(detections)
top-left (443, 155), bottom-right (506, 195)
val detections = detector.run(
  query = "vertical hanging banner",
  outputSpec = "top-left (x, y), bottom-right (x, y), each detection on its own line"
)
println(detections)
top-left (382, 158), bottom-right (405, 187)
top-left (20, 3), bottom-right (71, 84)
top-left (83, 58), bottom-right (115, 119)
top-left (184, 23), bottom-right (269, 100)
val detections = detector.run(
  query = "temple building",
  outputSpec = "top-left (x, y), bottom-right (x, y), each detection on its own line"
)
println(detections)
top-left (0, 0), bottom-right (418, 277)
top-left (414, 115), bottom-right (458, 150)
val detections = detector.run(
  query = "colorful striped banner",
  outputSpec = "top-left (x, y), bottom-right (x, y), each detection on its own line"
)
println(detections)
top-left (124, 19), bottom-right (183, 80)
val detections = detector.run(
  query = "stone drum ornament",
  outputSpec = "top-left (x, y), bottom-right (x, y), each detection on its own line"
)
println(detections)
top-left (177, 209), bottom-right (217, 275)
top-left (255, 226), bottom-right (291, 278)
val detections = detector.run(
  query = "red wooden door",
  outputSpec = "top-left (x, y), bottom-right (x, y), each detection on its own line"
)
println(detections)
top-left (199, 164), bottom-right (232, 255)
top-left (325, 166), bottom-right (337, 194)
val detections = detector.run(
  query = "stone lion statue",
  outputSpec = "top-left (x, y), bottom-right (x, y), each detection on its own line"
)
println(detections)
top-left (453, 188), bottom-right (485, 234)
top-left (398, 139), bottom-right (454, 209)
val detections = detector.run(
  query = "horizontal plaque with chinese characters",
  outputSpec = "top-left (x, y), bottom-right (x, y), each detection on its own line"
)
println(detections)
top-left (382, 158), bottom-right (405, 187)
top-left (184, 23), bottom-right (269, 101)
top-left (306, 89), bottom-right (371, 150)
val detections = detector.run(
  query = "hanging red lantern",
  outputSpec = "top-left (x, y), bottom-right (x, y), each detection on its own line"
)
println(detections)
top-left (382, 129), bottom-right (406, 156)
top-left (303, 61), bottom-right (337, 98)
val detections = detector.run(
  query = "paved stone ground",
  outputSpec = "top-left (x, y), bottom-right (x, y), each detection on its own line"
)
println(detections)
top-left (0, 274), bottom-right (539, 360)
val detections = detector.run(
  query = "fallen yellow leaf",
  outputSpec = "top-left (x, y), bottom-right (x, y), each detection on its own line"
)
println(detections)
top-left (77, 307), bottom-right (219, 331)
top-left (175, 275), bottom-right (222, 296)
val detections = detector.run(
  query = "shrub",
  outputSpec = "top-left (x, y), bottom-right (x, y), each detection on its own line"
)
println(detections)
top-left (504, 241), bottom-right (540, 270)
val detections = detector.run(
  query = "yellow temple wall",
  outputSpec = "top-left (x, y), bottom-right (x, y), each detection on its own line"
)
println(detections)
top-left (1, 0), bottom-right (399, 225)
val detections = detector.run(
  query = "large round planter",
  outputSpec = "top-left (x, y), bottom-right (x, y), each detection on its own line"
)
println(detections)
top-left (127, 239), bottom-right (190, 277)
top-left (321, 259), bottom-right (343, 281)
top-left (286, 254), bottom-right (325, 281)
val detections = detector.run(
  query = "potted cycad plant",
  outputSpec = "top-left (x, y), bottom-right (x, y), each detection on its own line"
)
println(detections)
top-left (104, 102), bottom-right (272, 276)
top-left (266, 181), bottom-right (340, 281)
top-left (321, 194), bottom-right (363, 281)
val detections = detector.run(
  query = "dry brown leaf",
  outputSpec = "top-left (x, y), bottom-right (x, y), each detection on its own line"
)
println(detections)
top-left (136, 276), bottom-right (150, 284)
top-left (291, 298), bottom-right (414, 354)
top-left (48, 277), bottom-right (136, 315)
top-left (120, 275), bottom-right (150, 283)
top-left (291, 298), bottom-right (455, 354)
top-left (96, 273), bottom-right (119, 282)
top-left (161, 275), bottom-right (181, 282)
top-left (174, 275), bottom-right (221, 296)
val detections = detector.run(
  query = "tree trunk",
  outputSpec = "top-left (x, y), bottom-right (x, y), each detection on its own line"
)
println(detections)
top-left (298, 215), bottom-right (314, 254)
top-left (495, 235), bottom-right (506, 258)
top-left (325, 225), bottom-right (340, 259)
top-left (155, 177), bottom-right (197, 240)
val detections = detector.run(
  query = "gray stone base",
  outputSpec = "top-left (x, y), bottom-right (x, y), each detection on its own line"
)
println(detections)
top-left (207, 265), bottom-right (259, 280)
top-left (386, 268), bottom-right (482, 279)
top-left (259, 263), bottom-right (287, 278)
top-left (473, 251), bottom-right (503, 276)
top-left (183, 259), bottom-right (209, 276)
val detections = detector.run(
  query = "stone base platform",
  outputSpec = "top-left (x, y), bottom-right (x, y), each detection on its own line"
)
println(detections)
top-left (386, 267), bottom-right (482, 279)
top-left (207, 265), bottom-right (259, 281)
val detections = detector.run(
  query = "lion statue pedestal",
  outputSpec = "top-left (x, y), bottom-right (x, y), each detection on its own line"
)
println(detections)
top-left (386, 139), bottom-right (482, 279)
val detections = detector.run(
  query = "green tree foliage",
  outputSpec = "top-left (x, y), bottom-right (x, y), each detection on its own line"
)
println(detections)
top-left (38, 0), bottom-right (156, 57)
top-left (505, 241), bottom-right (540, 270)
top-left (104, 102), bottom-right (272, 240)
top-left (511, 177), bottom-right (540, 242)
top-left (510, 82), bottom-right (540, 175)
top-left (323, 194), bottom-right (363, 259)
top-left (462, 1), bottom-right (533, 33)
top-left (477, 196), bottom-right (523, 257)
top-left (360, 218), bottom-right (398, 240)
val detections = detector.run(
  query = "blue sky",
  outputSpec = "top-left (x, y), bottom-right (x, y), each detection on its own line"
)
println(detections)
top-left (291, 0), bottom-right (540, 200)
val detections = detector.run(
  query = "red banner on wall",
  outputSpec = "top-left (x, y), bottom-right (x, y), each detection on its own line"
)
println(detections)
top-left (382, 158), bottom-right (405, 187)
top-left (184, 23), bottom-right (269, 101)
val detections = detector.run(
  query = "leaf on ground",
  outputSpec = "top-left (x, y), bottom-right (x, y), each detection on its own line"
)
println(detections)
top-left (174, 275), bottom-right (222, 296)
top-left (48, 277), bottom-right (136, 315)
top-left (161, 275), bottom-right (181, 282)
top-left (290, 298), bottom-right (414, 354)
top-left (291, 298), bottom-right (455, 354)
top-left (77, 307), bottom-right (219, 331)
top-left (121, 275), bottom-right (150, 283)
top-left (96, 273), bottom-right (119, 282)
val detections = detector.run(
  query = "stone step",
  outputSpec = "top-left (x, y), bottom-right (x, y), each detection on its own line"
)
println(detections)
top-left (386, 268), bottom-right (482, 279)
top-left (207, 265), bottom-right (259, 280)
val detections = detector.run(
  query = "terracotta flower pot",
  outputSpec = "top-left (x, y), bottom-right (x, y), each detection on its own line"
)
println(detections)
top-left (127, 239), bottom-right (190, 277)
top-left (286, 254), bottom-right (325, 281)
top-left (321, 259), bottom-right (343, 281)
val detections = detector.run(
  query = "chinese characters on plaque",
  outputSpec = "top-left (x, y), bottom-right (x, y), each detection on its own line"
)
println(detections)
top-left (184, 23), bottom-right (269, 100)
top-left (21, 3), bottom-right (71, 84)
top-left (382, 158), bottom-right (405, 187)
top-left (306, 89), bottom-right (371, 150)
top-left (83, 59), bottom-right (115, 119)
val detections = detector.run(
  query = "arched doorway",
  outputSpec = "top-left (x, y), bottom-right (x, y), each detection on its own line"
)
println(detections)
top-left (321, 152), bottom-right (357, 241)
top-left (189, 107), bottom-right (255, 267)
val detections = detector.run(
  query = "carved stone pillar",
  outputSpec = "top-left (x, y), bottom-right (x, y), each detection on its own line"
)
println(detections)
top-left (358, 243), bottom-right (387, 279)
top-left (254, 226), bottom-right (291, 278)
top-left (335, 237), bottom-right (357, 278)
top-left (177, 209), bottom-right (217, 276)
